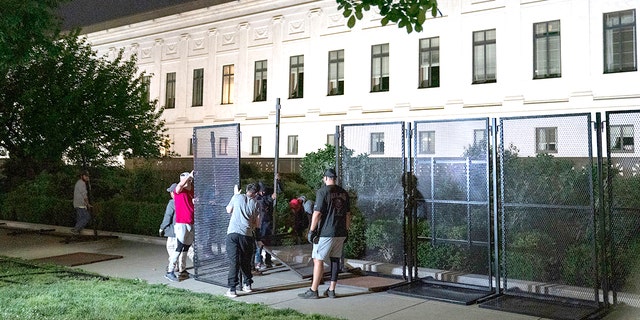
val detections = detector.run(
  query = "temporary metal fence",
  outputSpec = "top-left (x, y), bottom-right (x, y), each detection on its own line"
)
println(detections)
top-left (481, 113), bottom-right (604, 319)
top-left (606, 110), bottom-right (640, 308)
top-left (192, 124), bottom-right (240, 286)
top-left (340, 122), bottom-right (406, 266)
top-left (188, 111), bottom-right (640, 318)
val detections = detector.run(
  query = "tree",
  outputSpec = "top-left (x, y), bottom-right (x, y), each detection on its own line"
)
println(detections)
top-left (0, 31), bottom-right (168, 176)
top-left (0, 0), bottom-right (65, 71)
top-left (336, 0), bottom-right (439, 34)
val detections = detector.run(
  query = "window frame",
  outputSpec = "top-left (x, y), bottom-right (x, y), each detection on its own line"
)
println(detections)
top-left (419, 37), bottom-right (440, 88)
top-left (165, 72), bottom-right (176, 109)
top-left (418, 130), bottom-right (435, 154)
top-left (251, 136), bottom-right (262, 155)
top-left (221, 64), bottom-right (234, 105)
top-left (610, 124), bottom-right (635, 153)
top-left (326, 134), bottom-right (335, 146)
top-left (535, 127), bottom-right (558, 153)
top-left (328, 50), bottom-right (345, 96)
top-left (533, 20), bottom-right (561, 79)
top-left (218, 137), bottom-right (229, 156)
top-left (192, 68), bottom-right (204, 107)
top-left (370, 132), bottom-right (385, 154)
top-left (287, 135), bottom-right (299, 155)
top-left (603, 9), bottom-right (637, 73)
top-left (289, 55), bottom-right (304, 99)
top-left (254, 60), bottom-right (268, 102)
top-left (188, 138), bottom-right (193, 156)
top-left (142, 75), bottom-right (151, 102)
top-left (472, 29), bottom-right (497, 84)
top-left (371, 44), bottom-right (390, 92)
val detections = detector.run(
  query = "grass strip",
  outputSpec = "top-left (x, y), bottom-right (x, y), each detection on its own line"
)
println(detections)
top-left (0, 256), bottom-right (341, 320)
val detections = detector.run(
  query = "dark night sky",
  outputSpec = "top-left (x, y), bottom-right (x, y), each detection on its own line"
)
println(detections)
top-left (57, 0), bottom-right (235, 31)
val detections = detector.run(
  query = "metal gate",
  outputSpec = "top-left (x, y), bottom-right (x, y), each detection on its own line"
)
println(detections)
top-left (483, 113), bottom-right (603, 319)
top-left (606, 110), bottom-right (640, 309)
top-left (340, 122), bottom-right (406, 266)
top-left (404, 118), bottom-right (496, 303)
top-left (192, 124), bottom-right (240, 286)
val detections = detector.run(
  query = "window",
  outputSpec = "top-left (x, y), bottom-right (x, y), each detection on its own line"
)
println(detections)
top-left (371, 44), bottom-right (389, 92)
top-left (604, 10), bottom-right (637, 73)
top-left (610, 125), bottom-right (634, 152)
top-left (534, 20), bottom-right (561, 79)
top-left (289, 55), bottom-right (304, 99)
top-left (254, 60), bottom-right (267, 102)
top-left (192, 68), bottom-right (204, 106)
top-left (287, 135), bottom-right (299, 155)
top-left (221, 64), bottom-right (234, 104)
top-left (474, 129), bottom-right (487, 146)
top-left (536, 127), bottom-right (557, 153)
top-left (219, 137), bottom-right (228, 155)
top-left (419, 131), bottom-right (435, 154)
top-left (328, 50), bottom-right (345, 95)
top-left (165, 72), bottom-right (176, 109)
top-left (327, 134), bottom-right (335, 146)
top-left (188, 138), bottom-right (193, 156)
top-left (473, 29), bottom-right (497, 84)
top-left (419, 37), bottom-right (440, 88)
top-left (370, 132), bottom-right (385, 154)
top-left (252, 136), bottom-right (262, 155)
top-left (142, 75), bottom-right (151, 102)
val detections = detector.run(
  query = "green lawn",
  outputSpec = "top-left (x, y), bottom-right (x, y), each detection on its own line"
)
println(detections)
top-left (0, 256), bottom-right (341, 320)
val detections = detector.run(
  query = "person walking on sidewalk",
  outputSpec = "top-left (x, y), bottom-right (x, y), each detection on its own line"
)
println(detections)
top-left (298, 168), bottom-right (351, 299)
top-left (159, 182), bottom-right (193, 277)
top-left (72, 171), bottom-right (92, 234)
top-left (165, 171), bottom-right (195, 282)
top-left (225, 184), bottom-right (261, 298)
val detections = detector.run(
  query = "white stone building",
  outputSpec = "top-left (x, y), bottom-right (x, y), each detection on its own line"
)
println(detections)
top-left (75, 0), bottom-right (639, 160)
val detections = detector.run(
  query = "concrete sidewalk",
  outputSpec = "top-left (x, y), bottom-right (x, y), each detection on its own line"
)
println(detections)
top-left (1, 220), bottom-right (634, 320)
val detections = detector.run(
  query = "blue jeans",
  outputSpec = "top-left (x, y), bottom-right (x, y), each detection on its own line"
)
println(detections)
top-left (226, 233), bottom-right (254, 289)
top-left (73, 207), bottom-right (91, 232)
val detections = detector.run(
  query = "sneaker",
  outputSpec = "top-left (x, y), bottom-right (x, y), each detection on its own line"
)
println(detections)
top-left (242, 284), bottom-right (252, 293)
top-left (258, 264), bottom-right (268, 272)
top-left (255, 263), bottom-right (264, 271)
top-left (324, 288), bottom-right (336, 298)
top-left (178, 271), bottom-right (190, 280)
top-left (165, 272), bottom-right (178, 282)
top-left (298, 288), bottom-right (319, 299)
top-left (225, 289), bottom-right (237, 298)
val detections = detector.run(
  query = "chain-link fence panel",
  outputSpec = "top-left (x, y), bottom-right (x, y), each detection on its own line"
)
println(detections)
top-left (499, 113), bottom-right (599, 304)
top-left (340, 122), bottom-right (406, 266)
top-left (606, 110), bottom-right (640, 307)
top-left (412, 119), bottom-right (492, 288)
top-left (192, 124), bottom-right (240, 286)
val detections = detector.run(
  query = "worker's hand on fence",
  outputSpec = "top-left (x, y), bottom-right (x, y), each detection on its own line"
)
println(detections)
top-left (234, 185), bottom-right (241, 195)
top-left (159, 229), bottom-right (164, 237)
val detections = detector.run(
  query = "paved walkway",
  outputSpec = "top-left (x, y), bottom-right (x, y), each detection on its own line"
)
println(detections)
top-left (1, 220), bottom-right (636, 320)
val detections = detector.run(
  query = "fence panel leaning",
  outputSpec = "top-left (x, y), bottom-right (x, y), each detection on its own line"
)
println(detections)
top-left (340, 122), bottom-right (406, 267)
top-left (192, 124), bottom-right (240, 286)
top-left (480, 113), bottom-right (604, 318)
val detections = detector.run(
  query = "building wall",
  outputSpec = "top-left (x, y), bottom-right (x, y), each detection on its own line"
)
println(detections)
top-left (82, 0), bottom-right (640, 159)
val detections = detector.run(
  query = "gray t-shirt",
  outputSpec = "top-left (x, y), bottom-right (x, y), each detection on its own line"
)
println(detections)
top-left (73, 179), bottom-right (87, 208)
top-left (226, 194), bottom-right (258, 236)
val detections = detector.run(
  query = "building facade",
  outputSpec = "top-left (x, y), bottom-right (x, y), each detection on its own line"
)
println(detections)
top-left (80, 0), bottom-right (639, 161)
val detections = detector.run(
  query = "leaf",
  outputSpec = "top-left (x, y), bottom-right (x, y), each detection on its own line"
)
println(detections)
top-left (381, 17), bottom-right (389, 26)
top-left (347, 15), bottom-right (356, 28)
top-left (343, 8), bottom-right (352, 18)
top-left (355, 10), bottom-right (363, 20)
